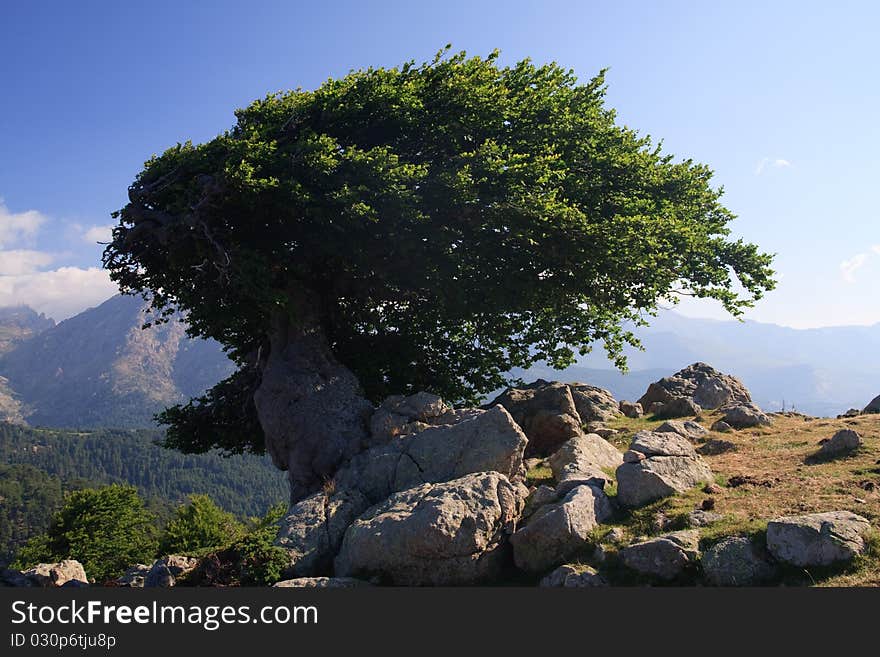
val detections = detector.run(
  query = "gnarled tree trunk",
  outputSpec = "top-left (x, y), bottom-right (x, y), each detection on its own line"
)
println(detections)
top-left (253, 297), bottom-right (373, 504)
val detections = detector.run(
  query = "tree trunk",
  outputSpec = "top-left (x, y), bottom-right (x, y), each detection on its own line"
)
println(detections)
top-left (253, 296), bottom-right (373, 504)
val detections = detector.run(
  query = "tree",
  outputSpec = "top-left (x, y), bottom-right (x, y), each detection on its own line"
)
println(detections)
top-left (13, 484), bottom-right (158, 582)
top-left (103, 49), bottom-right (775, 502)
top-left (160, 494), bottom-right (245, 555)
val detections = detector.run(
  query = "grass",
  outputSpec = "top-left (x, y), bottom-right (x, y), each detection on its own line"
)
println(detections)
top-left (526, 410), bottom-right (880, 586)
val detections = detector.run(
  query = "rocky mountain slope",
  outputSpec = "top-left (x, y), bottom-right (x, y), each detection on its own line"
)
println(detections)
top-left (0, 295), bottom-right (234, 428)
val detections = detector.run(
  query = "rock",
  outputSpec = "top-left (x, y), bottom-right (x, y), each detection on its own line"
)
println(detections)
top-left (652, 397), bottom-right (701, 420)
top-left (524, 457), bottom-right (545, 471)
top-left (145, 556), bottom-right (199, 588)
top-left (616, 432), bottom-right (713, 508)
top-left (720, 403), bottom-right (771, 429)
top-left (697, 439), bottom-right (737, 456)
top-left (511, 484), bottom-right (613, 573)
top-left (368, 392), bottom-right (451, 445)
top-left (619, 400), bottom-right (643, 418)
top-left (334, 472), bottom-right (522, 585)
top-left (688, 510), bottom-right (723, 527)
top-left (619, 530), bottom-right (701, 580)
top-left (817, 429), bottom-right (862, 458)
top-left (637, 363), bottom-right (752, 411)
top-left (276, 489), bottom-right (370, 578)
top-left (593, 427), bottom-right (618, 439)
top-left (488, 380), bottom-right (583, 456)
top-left (547, 433), bottom-right (622, 495)
top-left (711, 420), bottom-right (733, 432)
top-left (539, 564), bottom-right (608, 587)
top-left (522, 485), bottom-right (558, 519)
top-left (115, 564), bottom-right (150, 587)
top-left (703, 483), bottom-right (723, 494)
top-left (656, 420), bottom-right (709, 443)
top-left (623, 449), bottom-right (646, 463)
top-left (703, 536), bottom-right (776, 586)
top-left (863, 394), bottom-right (880, 414)
top-left (567, 383), bottom-right (622, 423)
top-left (22, 560), bottom-right (88, 587)
top-left (838, 409), bottom-right (861, 419)
top-left (333, 404), bottom-right (527, 503)
top-left (766, 511), bottom-right (872, 567)
top-left (273, 577), bottom-right (371, 588)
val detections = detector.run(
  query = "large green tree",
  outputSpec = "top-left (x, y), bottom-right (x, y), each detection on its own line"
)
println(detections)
top-left (104, 49), bottom-right (774, 501)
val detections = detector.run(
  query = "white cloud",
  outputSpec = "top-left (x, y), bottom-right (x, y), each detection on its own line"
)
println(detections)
top-left (840, 253), bottom-right (868, 283)
top-left (755, 157), bottom-right (792, 176)
top-left (872, 244), bottom-right (880, 255)
top-left (0, 266), bottom-right (117, 320)
top-left (82, 224), bottom-right (114, 243)
top-left (0, 250), bottom-right (55, 276)
top-left (0, 199), bottom-right (47, 247)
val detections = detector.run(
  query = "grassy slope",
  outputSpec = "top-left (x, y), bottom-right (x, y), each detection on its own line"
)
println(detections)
top-left (528, 411), bottom-right (880, 586)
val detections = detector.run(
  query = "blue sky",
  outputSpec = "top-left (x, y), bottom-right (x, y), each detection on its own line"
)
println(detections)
top-left (1, 0), bottom-right (878, 325)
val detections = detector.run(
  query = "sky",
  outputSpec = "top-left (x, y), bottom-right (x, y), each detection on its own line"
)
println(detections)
top-left (1, 0), bottom-right (878, 326)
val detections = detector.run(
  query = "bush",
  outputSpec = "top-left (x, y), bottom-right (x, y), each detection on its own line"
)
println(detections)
top-left (159, 494), bottom-right (245, 555)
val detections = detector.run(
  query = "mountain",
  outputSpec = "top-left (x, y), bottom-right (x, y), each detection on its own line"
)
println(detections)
top-left (518, 311), bottom-right (880, 417)
top-left (0, 306), bottom-right (55, 355)
top-left (0, 295), bottom-right (235, 428)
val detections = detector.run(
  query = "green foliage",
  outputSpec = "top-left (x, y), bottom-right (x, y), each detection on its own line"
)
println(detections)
top-left (13, 485), bottom-right (158, 582)
top-left (104, 48), bottom-right (775, 454)
top-left (159, 494), bottom-right (245, 555)
top-left (0, 464), bottom-right (64, 566)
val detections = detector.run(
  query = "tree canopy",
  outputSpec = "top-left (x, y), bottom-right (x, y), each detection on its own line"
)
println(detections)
top-left (104, 49), bottom-right (775, 456)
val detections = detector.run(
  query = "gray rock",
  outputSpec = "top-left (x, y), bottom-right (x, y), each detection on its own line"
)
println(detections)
top-left (567, 383), bottom-right (622, 423)
top-left (838, 409), bottom-right (861, 418)
top-left (652, 397), bottom-right (701, 420)
top-left (703, 536), bottom-right (776, 586)
top-left (616, 432), bottom-right (713, 508)
top-left (637, 363), bottom-right (752, 411)
top-left (656, 420), bottom-right (709, 443)
top-left (334, 472), bottom-right (522, 585)
top-left (276, 489), bottom-right (370, 578)
top-left (619, 530), bottom-right (701, 580)
top-left (115, 564), bottom-right (150, 587)
top-left (334, 404), bottom-right (527, 503)
top-left (863, 394), bottom-right (880, 414)
top-left (688, 510), bottom-right (723, 527)
top-left (539, 564), bottom-right (608, 587)
top-left (145, 556), bottom-right (199, 588)
top-left (710, 420), bottom-right (734, 432)
top-left (619, 400), bottom-right (643, 418)
top-left (623, 449), bottom-right (646, 463)
top-left (547, 432), bottom-right (622, 496)
top-left (818, 429), bottom-right (862, 458)
top-left (522, 484), bottom-right (558, 519)
top-left (593, 427), bottom-right (618, 439)
top-left (368, 392), bottom-right (451, 445)
top-left (22, 560), bottom-right (88, 587)
top-left (511, 484), bottom-right (613, 573)
top-left (273, 577), bottom-right (371, 588)
top-left (721, 403), bottom-right (771, 429)
top-left (766, 511), bottom-right (872, 567)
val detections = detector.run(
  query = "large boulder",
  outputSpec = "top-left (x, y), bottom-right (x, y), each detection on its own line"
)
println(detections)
top-left (863, 394), bottom-right (880, 414)
top-left (702, 536), bottom-right (776, 586)
top-left (766, 511), bottom-right (872, 567)
top-left (368, 392), bottom-right (453, 446)
top-left (720, 403), bottom-right (771, 429)
top-left (548, 433), bottom-right (622, 495)
top-left (488, 381), bottom-right (583, 456)
top-left (817, 429), bottom-right (862, 458)
top-left (619, 400), bottom-right (643, 418)
top-left (22, 560), bottom-right (88, 587)
top-left (637, 363), bottom-right (752, 411)
top-left (539, 564), bottom-right (608, 587)
top-left (567, 383), bottom-right (622, 423)
top-left (276, 489), bottom-right (370, 578)
top-left (334, 472), bottom-right (523, 586)
top-left (144, 556), bottom-right (199, 587)
top-left (511, 484), bottom-right (613, 573)
top-left (616, 431), bottom-right (714, 508)
top-left (333, 404), bottom-right (527, 503)
top-left (656, 420), bottom-right (709, 443)
top-left (651, 397), bottom-right (702, 420)
top-left (619, 530), bottom-right (701, 580)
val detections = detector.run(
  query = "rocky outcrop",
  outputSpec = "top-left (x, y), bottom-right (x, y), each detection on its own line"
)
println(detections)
top-left (489, 380), bottom-right (619, 456)
top-left (511, 484), bottom-right (613, 573)
top-left (21, 560), bottom-right (88, 587)
top-left (702, 536), bottom-right (776, 586)
top-left (720, 403), bottom-right (771, 429)
top-left (273, 577), bottom-right (371, 588)
top-left (115, 564), bottom-right (150, 587)
top-left (766, 511), bottom-right (872, 567)
top-left (144, 556), bottom-right (199, 587)
top-left (334, 472), bottom-right (523, 585)
top-left (368, 392), bottom-right (451, 446)
top-left (539, 564), bottom-right (608, 587)
top-left (547, 433), bottom-right (622, 495)
top-left (333, 404), bottom-right (527, 503)
top-left (619, 400), bottom-right (643, 418)
top-left (656, 420), bottom-right (709, 443)
top-left (276, 489), bottom-right (370, 578)
top-left (616, 431), bottom-right (713, 508)
top-left (817, 429), bottom-right (862, 458)
top-left (619, 530), bottom-right (700, 580)
top-left (637, 363), bottom-right (752, 412)
top-left (863, 394), bottom-right (880, 414)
